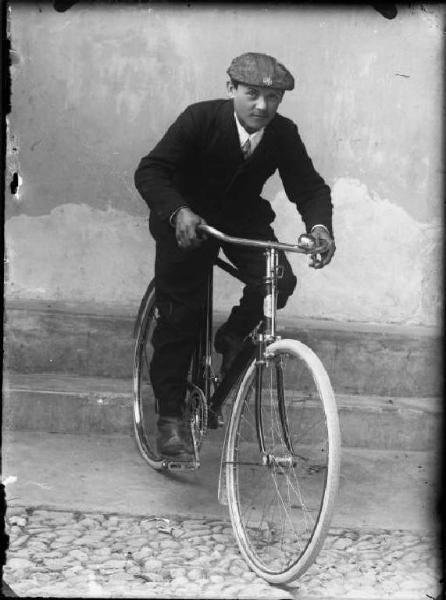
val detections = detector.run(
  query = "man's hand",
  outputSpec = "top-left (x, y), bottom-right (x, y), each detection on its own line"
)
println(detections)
top-left (174, 207), bottom-right (207, 250)
top-left (309, 225), bottom-right (336, 269)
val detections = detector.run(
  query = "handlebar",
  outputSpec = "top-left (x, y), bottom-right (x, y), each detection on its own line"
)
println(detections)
top-left (198, 224), bottom-right (328, 255)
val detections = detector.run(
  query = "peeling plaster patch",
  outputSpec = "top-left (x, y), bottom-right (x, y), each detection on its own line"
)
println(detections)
top-left (4, 188), bottom-right (442, 327)
top-left (5, 204), bottom-right (154, 305)
top-left (6, 118), bottom-right (22, 205)
top-left (270, 178), bottom-right (441, 327)
top-left (10, 172), bottom-right (23, 199)
top-left (3, 476), bottom-right (17, 486)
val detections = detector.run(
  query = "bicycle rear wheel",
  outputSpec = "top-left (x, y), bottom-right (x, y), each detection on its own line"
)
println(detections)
top-left (133, 281), bottom-right (165, 469)
top-left (133, 282), bottom-right (208, 470)
top-left (225, 338), bottom-right (341, 584)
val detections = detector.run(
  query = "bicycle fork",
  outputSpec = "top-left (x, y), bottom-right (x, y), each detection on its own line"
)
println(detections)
top-left (255, 248), bottom-right (295, 460)
top-left (218, 249), bottom-right (292, 502)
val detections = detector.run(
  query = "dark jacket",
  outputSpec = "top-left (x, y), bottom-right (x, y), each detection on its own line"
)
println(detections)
top-left (134, 98), bottom-right (333, 238)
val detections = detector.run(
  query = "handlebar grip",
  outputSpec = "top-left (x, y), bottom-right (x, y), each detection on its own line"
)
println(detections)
top-left (297, 234), bottom-right (316, 251)
top-left (298, 234), bottom-right (329, 254)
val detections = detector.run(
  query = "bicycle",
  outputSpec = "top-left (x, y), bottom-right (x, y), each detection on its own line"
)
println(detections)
top-left (133, 224), bottom-right (341, 584)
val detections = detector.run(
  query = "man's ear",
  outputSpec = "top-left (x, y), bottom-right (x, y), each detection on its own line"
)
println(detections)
top-left (226, 80), bottom-right (235, 97)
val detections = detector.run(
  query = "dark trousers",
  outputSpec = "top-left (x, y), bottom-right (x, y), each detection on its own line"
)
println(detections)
top-left (150, 222), bottom-right (297, 417)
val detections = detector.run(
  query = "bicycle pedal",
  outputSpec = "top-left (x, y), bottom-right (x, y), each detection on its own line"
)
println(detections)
top-left (163, 459), bottom-right (200, 471)
top-left (208, 410), bottom-right (225, 429)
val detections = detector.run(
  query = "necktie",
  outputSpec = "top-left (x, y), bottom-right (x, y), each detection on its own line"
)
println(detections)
top-left (241, 138), bottom-right (251, 159)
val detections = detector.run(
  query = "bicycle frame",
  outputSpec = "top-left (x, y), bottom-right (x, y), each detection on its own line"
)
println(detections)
top-left (192, 258), bottom-right (257, 430)
top-left (193, 239), bottom-right (311, 458)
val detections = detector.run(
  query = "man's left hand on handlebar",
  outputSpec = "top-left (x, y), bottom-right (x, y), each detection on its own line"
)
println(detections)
top-left (309, 225), bottom-right (336, 269)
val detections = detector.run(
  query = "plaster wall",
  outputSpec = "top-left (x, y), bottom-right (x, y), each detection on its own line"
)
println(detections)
top-left (5, 3), bottom-right (444, 326)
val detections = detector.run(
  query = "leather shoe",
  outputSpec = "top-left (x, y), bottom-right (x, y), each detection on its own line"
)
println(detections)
top-left (157, 416), bottom-right (194, 459)
top-left (214, 327), bottom-right (244, 377)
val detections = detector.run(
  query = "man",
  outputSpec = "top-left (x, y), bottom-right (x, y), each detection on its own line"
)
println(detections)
top-left (134, 52), bottom-right (335, 460)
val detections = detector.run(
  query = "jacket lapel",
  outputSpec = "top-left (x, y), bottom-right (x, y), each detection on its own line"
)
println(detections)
top-left (216, 99), bottom-right (244, 162)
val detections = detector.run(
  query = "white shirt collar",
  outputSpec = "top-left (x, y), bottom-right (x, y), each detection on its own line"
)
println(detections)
top-left (234, 112), bottom-right (265, 152)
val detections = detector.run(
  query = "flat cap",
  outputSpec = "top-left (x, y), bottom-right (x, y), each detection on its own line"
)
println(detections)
top-left (227, 52), bottom-right (295, 91)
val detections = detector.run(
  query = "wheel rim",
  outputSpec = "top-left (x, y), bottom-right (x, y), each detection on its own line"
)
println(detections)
top-left (133, 302), bottom-right (165, 468)
top-left (226, 344), bottom-right (340, 582)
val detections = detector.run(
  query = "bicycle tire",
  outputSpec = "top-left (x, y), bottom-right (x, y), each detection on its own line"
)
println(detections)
top-left (225, 338), bottom-right (341, 584)
top-left (133, 280), bottom-right (166, 469)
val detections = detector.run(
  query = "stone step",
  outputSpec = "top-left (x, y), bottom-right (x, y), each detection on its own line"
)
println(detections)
top-left (3, 373), bottom-right (442, 451)
top-left (4, 300), bottom-right (442, 398)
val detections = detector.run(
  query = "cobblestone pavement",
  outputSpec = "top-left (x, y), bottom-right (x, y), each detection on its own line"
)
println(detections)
top-left (3, 506), bottom-right (443, 599)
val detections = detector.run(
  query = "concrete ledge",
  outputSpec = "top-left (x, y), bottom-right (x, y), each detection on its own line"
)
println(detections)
top-left (3, 300), bottom-right (443, 398)
top-left (3, 373), bottom-right (442, 451)
top-left (3, 374), bottom-right (132, 436)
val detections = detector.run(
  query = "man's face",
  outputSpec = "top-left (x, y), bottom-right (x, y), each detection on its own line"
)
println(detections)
top-left (227, 81), bottom-right (284, 133)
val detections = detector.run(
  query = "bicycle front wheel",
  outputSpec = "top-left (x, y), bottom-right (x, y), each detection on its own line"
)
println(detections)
top-left (225, 338), bottom-right (341, 584)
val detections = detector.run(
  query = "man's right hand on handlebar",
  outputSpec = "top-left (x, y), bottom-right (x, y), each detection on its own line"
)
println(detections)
top-left (173, 207), bottom-right (208, 250)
